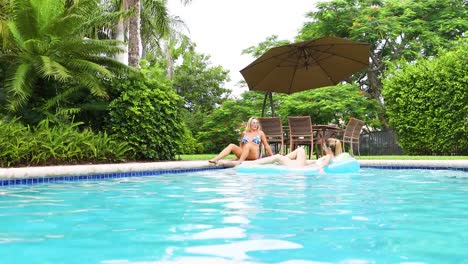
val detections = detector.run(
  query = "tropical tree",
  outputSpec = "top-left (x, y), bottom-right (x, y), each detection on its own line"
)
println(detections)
top-left (114, 0), bottom-right (191, 67)
top-left (173, 48), bottom-right (230, 113)
top-left (0, 0), bottom-right (127, 122)
top-left (172, 47), bottom-right (231, 140)
top-left (278, 84), bottom-right (381, 127)
top-left (298, 0), bottom-right (468, 125)
top-left (242, 35), bottom-right (290, 58)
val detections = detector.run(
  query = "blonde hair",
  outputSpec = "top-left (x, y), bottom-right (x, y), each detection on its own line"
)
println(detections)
top-left (244, 117), bottom-right (262, 132)
top-left (327, 138), bottom-right (342, 156)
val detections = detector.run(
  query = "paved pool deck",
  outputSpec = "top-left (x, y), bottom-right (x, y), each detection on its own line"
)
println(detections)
top-left (1, 160), bottom-right (467, 180)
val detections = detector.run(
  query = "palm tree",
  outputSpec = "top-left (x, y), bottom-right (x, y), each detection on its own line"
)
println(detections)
top-left (117, 0), bottom-right (191, 67)
top-left (0, 0), bottom-right (127, 116)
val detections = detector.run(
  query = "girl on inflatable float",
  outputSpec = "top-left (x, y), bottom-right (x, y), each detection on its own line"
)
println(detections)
top-left (239, 138), bottom-right (343, 174)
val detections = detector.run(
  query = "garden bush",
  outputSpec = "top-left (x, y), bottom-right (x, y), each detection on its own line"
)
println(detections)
top-left (107, 73), bottom-right (184, 160)
top-left (0, 118), bottom-right (131, 167)
top-left (383, 39), bottom-right (467, 155)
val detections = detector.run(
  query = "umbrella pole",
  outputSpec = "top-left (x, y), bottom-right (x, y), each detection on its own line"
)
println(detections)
top-left (261, 92), bottom-right (275, 117)
top-left (261, 92), bottom-right (268, 117)
top-left (262, 92), bottom-right (275, 117)
top-left (269, 92), bottom-right (275, 117)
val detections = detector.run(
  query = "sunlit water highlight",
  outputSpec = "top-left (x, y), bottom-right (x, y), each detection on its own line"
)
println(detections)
top-left (0, 168), bottom-right (467, 263)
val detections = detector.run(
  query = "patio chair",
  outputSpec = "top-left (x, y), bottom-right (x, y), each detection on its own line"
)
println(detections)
top-left (341, 118), bottom-right (365, 156)
top-left (313, 124), bottom-right (339, 157)
top-left (287, 116), bottom-right (314, 159)
top-left (258, 117), bottom-right (285, 155)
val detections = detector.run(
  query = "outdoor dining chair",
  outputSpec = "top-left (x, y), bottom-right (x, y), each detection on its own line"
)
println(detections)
top-left (258, 117), bottom-right (285, 155)
top-left (313, 124), bottom-right (339, 157)
top-left (287, 116), bottom-right (314, 159)
top-left (341, 118), bottom-right (365, 156)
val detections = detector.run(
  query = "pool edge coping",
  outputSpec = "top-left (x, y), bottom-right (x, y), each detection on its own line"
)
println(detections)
top-left (1, 159), bottom-right (467, 180)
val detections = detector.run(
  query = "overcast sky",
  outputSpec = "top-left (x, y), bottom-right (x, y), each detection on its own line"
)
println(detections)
top-left (167, 0), bottom-right (322, 96)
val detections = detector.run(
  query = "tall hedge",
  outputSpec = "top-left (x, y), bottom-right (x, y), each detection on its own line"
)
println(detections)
top-left (383, 39), bottom-right (467, 155)
top-left (107, 74), bottom-right (184, 160)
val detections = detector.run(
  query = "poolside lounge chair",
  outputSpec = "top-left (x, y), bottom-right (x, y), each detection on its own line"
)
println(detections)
top-left (287, 116), bottom-right (314, 159)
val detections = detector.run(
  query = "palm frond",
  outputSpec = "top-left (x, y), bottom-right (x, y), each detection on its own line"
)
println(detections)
top-left (74, 72), bottom-right (108, 98)
top-left (77, 11), bottom-right (127, 36)
top-left (56, 107), bottom-right (81, 116)
top-left (42, 84), bottom-right (81, 111)
top-left (142, 0), bottom-right (171, 38)
top-left (22, 38), bottom-right (49, 54)
top-left (30, 0), bottom-right (64, 35)
top-left (64, 58), bottom-right (113, 78)
top-left (81, 55), bottom-right (135, 77)
top-left (8, 0), bottom-right (39, 41)
top-left (39, 56), bottom-right (71, 82)
top-left (1, 20), bottom-right (10, 49)
top-left (5, 63), bottom-right (34, 111)
top-left (57, 38), bottom-right (123, 57)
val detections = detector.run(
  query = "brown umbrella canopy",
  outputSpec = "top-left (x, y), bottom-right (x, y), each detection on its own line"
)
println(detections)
top-left (240, 36), bottom-right (370, 94)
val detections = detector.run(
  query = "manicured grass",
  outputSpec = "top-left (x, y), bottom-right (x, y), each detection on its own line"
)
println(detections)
top-left (179, 154), bottom-right (468, 161)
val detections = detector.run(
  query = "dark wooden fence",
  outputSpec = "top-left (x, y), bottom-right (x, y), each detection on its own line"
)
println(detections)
top-left (359, 130), bottom-right (403, 156)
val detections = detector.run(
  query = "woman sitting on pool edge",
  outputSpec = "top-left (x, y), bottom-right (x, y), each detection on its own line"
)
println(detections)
top-left (208, 117), bottom-right (273, 165)
top-left (219, 138), bottom-right (343, 174)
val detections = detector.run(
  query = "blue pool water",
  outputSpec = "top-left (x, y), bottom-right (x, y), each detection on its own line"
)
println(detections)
top-left (1, 168), bottom-right (467, 263)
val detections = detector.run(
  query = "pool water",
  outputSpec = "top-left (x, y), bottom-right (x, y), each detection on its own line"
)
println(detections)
top-left (1, 168), bottom-right (467, 263)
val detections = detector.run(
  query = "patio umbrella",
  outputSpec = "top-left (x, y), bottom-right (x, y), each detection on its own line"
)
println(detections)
top-left (240, 36), bottom-right (370, 116)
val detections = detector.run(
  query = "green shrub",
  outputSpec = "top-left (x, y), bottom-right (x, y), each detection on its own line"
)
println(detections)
top-left (197, 97), bottom-right (256, 154)
top-left (383, 39), bottom-right (468, 155)
top-left (0, 118), bottom-right (31, 166)
top-left (107, 73), bottom-right (184, 160)
top-left (0, 118), bottom-right (131, 167)
top-left (180, 126), bottom-right (204, 154)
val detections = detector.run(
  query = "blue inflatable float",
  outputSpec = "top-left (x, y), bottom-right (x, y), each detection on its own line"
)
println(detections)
top-left (236, 154), bottom-right (360, 176)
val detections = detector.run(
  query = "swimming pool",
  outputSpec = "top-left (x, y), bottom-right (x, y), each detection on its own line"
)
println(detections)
top-left (1, 168), bottom-right (467, 263)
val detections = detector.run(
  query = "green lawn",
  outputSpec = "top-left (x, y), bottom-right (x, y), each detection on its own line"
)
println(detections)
top-left (179, 154), bottom-right (468, 161)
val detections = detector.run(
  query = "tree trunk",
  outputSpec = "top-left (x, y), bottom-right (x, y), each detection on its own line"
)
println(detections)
top-left (115, 18), bottom-right (128, 65)
top-left (367, 68), bottom-right (388, 128)
top-left (366, 50), bottom-right (389, 128)
top-left (127, 0), bottom-right (141, 67)
top-left (165, 43), bottom-right (174, 80)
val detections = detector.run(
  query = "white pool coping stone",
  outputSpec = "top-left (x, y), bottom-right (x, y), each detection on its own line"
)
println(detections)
top-left (0, 161), bottom-right (215, 179)
top-left (1, 160), bottom-right (467, 180)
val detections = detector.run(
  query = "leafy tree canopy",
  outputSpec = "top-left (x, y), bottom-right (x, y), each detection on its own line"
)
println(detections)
top-left (173, 47), bottom-right (231, 113)
top-left (298, 0), bottom-right (467, 118)
top-left (278, 84), bottom-right (381, 128)
top-left (242, 35), bottom-right (290, 58)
